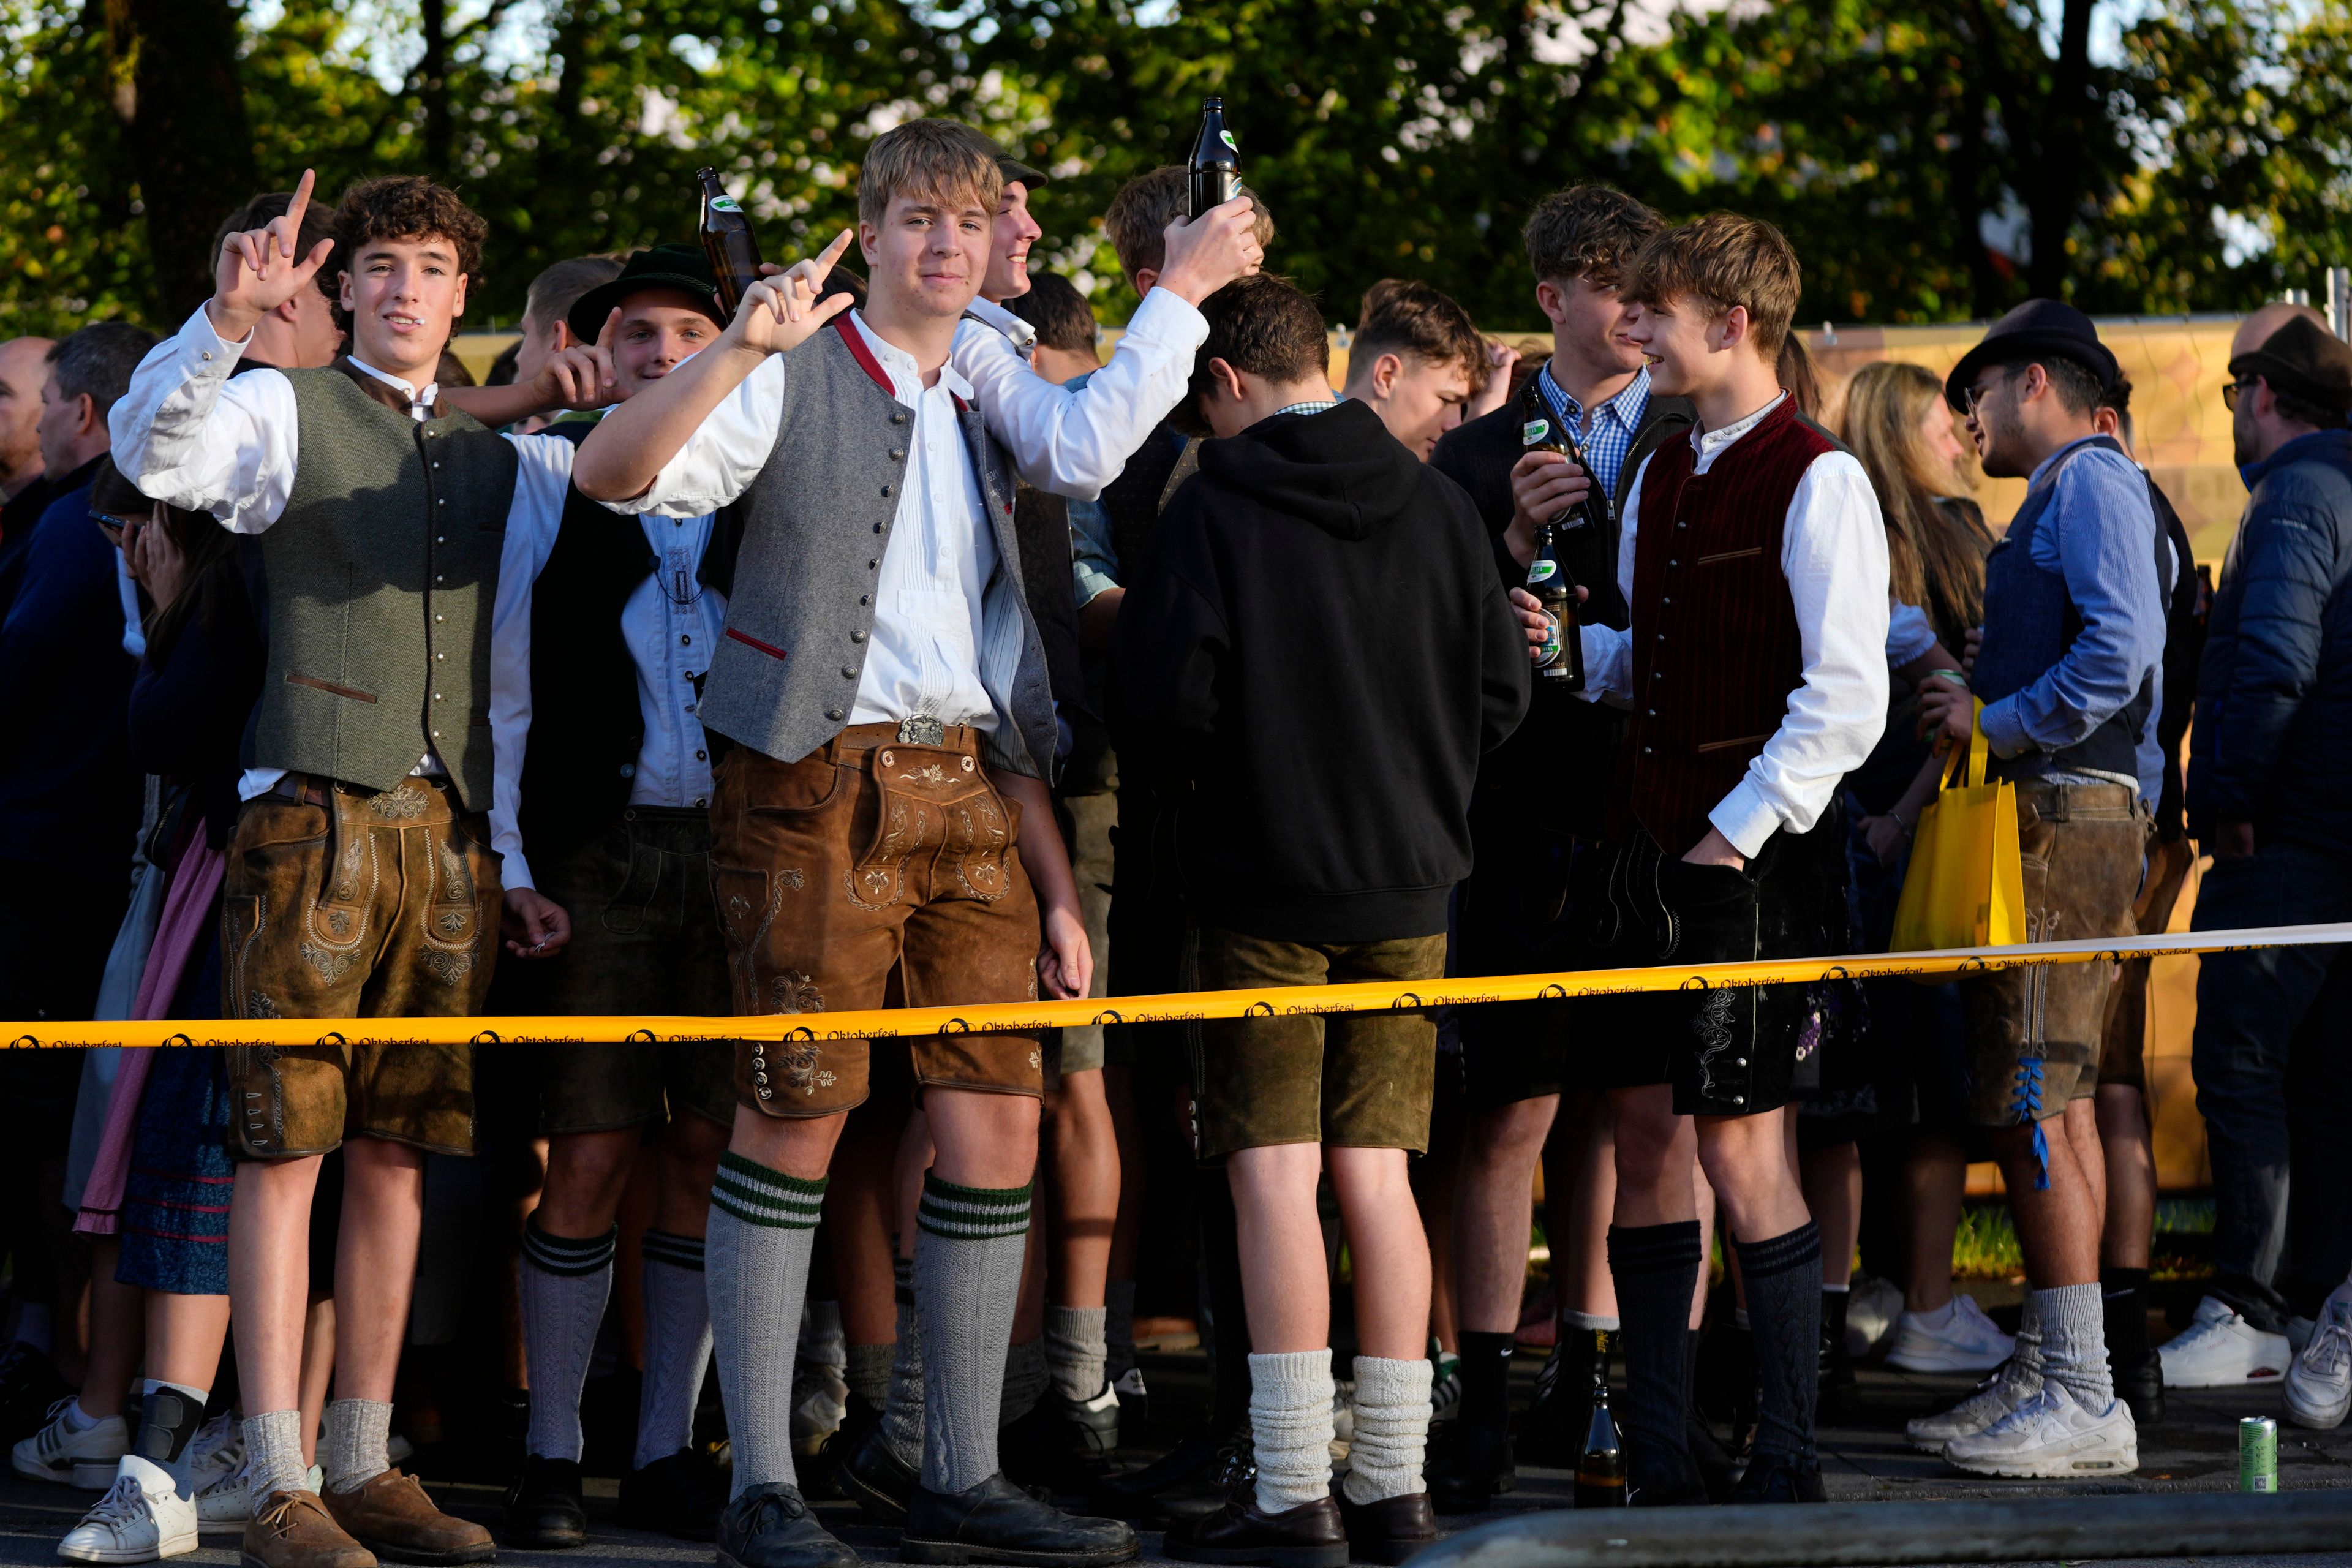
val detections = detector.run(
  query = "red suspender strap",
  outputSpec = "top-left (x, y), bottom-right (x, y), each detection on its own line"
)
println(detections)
top-left (831, 312), bottom-right (969, 411)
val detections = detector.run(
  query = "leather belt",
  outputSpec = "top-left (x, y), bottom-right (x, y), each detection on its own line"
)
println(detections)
top-left (265, 774), bottom-right (333, 808)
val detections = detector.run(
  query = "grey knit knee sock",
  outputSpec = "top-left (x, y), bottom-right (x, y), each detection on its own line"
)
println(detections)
top-left (241, 1409), bottom-right (307, 1510)
top-left (880, 1253), bottom-right (925, 1468)
top-left (636, 1230), bottom-right (712, 1469)
top-left (320, 1398), bottom-right (391, 1494)
top-left (2035, 1283), bottom-right (2116, 1408)
top-left (915, 1175), bottom-right (1032, 1496)
top-left (1045, 1305), bottom-right (1108, 1401)
top-left (707, 1152), bottom-right (827, 1497)
top-left (1249, 1349), bottom-right (1336, 1513)
top-left (1000, 1337), bottom-right (1049, 1427)
top-left (1340, 1356), bottom-right (1433, 1505)
top-left (521, 1219), bottom-right (617, 1463)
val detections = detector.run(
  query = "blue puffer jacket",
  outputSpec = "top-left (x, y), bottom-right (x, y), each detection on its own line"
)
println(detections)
top-left (2188, 429), bottom-right (2352, 854)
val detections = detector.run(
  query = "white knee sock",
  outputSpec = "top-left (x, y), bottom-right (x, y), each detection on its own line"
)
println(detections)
top-left (1341, 1356), bottom-right (1433, 1504)
top-left (1248, 1349), bottom-right (1336, 1513)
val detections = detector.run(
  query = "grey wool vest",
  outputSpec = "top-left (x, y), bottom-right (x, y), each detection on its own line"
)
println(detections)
top-left (255, 368), bottom-right (516, 807)
top-left (699, 318), bottom-right (1058, 779)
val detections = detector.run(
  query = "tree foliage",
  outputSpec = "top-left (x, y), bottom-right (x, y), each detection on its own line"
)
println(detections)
top-left (0, 0), bottom-right (2346, 338)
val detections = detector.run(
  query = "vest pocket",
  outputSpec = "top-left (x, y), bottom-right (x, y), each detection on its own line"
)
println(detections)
top-left (1694, 546), bottom-right (1765, 566)
top-left (285, 672), bottom-right (378, 703)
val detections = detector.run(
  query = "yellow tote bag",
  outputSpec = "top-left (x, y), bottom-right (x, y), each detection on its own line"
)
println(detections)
top-left (1890, 701), bottom-right (2027, 951)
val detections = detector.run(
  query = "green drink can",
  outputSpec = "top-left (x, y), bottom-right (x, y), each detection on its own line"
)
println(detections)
top-left (2240, 1415), bottom-right (2278, 1492)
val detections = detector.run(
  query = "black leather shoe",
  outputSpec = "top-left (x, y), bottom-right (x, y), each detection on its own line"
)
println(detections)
top-left (1426, 1419), bottom-right (1515, 1513)
top-left (1727, 1453), bottom-right (1825, 1504)
top-left (1335, 1491), bottom-right (1437, 1565)
top-left (504, 1455), bottom-right (587, 1548)
top-left (805, 1393), bottom-right (882, 1501)
top-left (1148, 1434), bottom-right (1256, 1528)
top-left (1166, 1491), bottom-right (1346, 1568)
top-left (839, 1424), bottom-right (920, 1527)
top-left (2113, 1348), bottom-right (2165, 1427)
top-left (715, 1483), bottom-right (859, 1568)
top-left (1003, 1384), bottom-right (1122, 1491)
top-left (1092, 1426), bottom-right (1224, 1517)
top-left (619, 1447), bottom-right (726, 1540)
top-left (901, 1472), bottom-right (1138, 1567)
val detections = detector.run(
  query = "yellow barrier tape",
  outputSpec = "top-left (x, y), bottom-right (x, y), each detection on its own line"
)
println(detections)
top-left (7, 921), bottom-right (2345, 1051)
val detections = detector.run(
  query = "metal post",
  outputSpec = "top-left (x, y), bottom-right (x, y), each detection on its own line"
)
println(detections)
top-left (2329, 265), bottom-right (2351, 341)
top-left (2286, 287), bottom-right (2312, 307)
top-left (1406, 1488), bottom-right (2352, 1568)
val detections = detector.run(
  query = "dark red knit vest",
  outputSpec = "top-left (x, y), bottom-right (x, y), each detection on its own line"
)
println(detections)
top-left (1607, 396), bottom-right (1835, 856)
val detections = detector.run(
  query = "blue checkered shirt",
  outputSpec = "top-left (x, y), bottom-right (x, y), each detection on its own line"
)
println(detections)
top-left (1532, 362), bottom-right (1651, 505)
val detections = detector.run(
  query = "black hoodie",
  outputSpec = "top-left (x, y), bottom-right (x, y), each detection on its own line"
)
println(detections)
top-left (1114, 399), bottom-right (1531, 943)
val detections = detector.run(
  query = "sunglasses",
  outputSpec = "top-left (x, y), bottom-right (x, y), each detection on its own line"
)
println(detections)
top-left (2222, 378), bottom-right (2254, 411)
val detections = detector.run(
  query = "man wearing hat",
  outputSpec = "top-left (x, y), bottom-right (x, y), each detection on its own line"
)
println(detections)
top-left (1908, 299), bottom-right (2168, 1479)
top-left (492, 242), bottom-right (744, 1549)
top-left (2171, 304), bottom-right (2352, 1409)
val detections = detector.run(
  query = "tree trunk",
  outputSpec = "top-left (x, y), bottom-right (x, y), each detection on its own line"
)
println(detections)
top-left (2026, 0), bottom-right (2097, 298)
top-left (102, 0), bottom-right (257, 321)
top-left (421, 0), bottom-right (451, 177)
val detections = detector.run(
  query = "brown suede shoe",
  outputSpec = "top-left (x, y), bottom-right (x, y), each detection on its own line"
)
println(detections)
top-left (1166, 1491), bottom-right (1346, 1568)
top-left (323, 1471), bottom-right (497, 1565)
top-left (1336, 1491), bottom-right (1438, 1566)
top-left (242, 1490), bottom-right (379, 1568)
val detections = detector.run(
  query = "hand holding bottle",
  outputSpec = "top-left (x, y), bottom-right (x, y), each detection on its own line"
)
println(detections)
top-left (1504, 451), bottom-right (1593, 567)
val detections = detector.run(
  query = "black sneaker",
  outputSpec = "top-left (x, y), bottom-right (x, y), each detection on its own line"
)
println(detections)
top-left (1425, 1419), bottom-right (1514, 1513)
top-left (715, 1482), bottom-right (858, 1568)
top-left (1003, 1384), bottom-right (1121, 1491)
top-left (902, 1472), bottom-right (1139, 1567)
top-left (839, 1422), bottom-right (920, 1526)
top-left (619, 1447), bottom-right (726, 1540)
top-left (1726, 1452), bottom-right (1825, 1504)
top-left (504, 1454), bottom-right (587, 1548)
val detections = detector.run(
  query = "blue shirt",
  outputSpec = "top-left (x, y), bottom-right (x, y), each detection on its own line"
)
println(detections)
top-left (1977, 434), bottom-right (2169, 804)
top-left (1532, 361), bottom-right (1651, 503)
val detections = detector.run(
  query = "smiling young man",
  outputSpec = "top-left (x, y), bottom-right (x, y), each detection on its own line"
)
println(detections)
top-left (1570, 214), bottom-right (1888, 1506)
top-left (486, 244), bottom-right (745, 1550)
top-left (107, 170), bottom-right (617, 1568)
top-left (1338, 279), bottom-right (1485, 460)
top-left (573, 118), bottom-right (1262, 1568)
top-left (1423, 186), bottom-right (1696, 1510)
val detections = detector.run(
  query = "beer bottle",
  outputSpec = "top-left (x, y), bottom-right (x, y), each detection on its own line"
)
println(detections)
top-left (1520, 377), bottom-right (1612, 533)
top-left (1188, 96), bottom-right (1240, 221)
top-left (1521, 383), bottom-right (1585, 691)
top-left (697, 166), bottom-right (764, 318)
top-left (1574, 1362), bottom-right (1627, 1508)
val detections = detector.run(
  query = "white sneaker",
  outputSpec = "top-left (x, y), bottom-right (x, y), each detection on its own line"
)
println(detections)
top-left (1846, 1275), bottom-right (1904, 1359)
top-left (194, 1455), bottom-right (323, 1534)
top-left (56, 1459), bottom-right (198, 1563)
top-left (2159, 1296), bottom-right (2291, 1388)
top-left (1942, 1382), bottom-right (2138, 1478)
top-left (13, 1400), bottom-right (131, 1488)
top-left (1906, 1353), bottom-right (2040, 1454)
top-left (1428, 1355), bottom-right (1462, 1425)
top-left (1887, 1295), bottom-right (2017, 1374)
top-left (2285, 1284), bottom-right (2352, 1431)
top-left (179, 1413), bottom-right (239, 1493)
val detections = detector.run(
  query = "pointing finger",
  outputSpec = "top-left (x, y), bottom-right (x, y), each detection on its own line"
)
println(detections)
top-left (813, 228), bottom-right (854, 281)
top-left (595, 306), bottom-right (622, 352)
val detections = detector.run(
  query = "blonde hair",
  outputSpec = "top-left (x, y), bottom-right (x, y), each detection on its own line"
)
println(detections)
top-left (1621, 213), bottom-right (1801, 360)
top-left (858, 119), bottom-right (1003, 229)
top-left (1101, 166), bottom-right (1276, 282)
top-left (1842, 360), bottom-right (1990, 638)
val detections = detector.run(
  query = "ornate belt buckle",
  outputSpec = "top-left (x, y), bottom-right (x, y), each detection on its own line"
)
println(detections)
top-left (896, 715), bottom-right (945, 747)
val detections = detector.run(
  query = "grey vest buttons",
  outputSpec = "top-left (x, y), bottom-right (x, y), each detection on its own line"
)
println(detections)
top-left (841, 666), bottom-right (858, 679)
top-left (826, 707), bottom-right (845, 721)
top-left (850, 630), bottom-right (866, 643)
top-left (880, 483), bottom-right (893, 497)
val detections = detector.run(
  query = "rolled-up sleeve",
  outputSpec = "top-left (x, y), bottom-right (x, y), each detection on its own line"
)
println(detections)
top-left (956, 288), bottom-right (1208, 502)
top-left (1709, 454), bottom-right (1891, 857)
top-left (108, 306), bottom-right (298, 534)
top-left (1977, 447), bottom-right (2165, 761)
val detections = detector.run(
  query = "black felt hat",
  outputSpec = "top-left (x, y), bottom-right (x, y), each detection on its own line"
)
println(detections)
top-left (567, 243), bottom-right (725, 343)
top-left (999, 156), bottom-right (1050, 192)
top-left (2230, 314), bottom-right (2352, 417)
top-left (1945, 299), bottom-right (2120, 410)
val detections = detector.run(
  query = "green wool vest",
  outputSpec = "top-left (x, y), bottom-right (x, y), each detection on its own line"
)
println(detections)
top-left (255, 369), bottom-right (518, 808)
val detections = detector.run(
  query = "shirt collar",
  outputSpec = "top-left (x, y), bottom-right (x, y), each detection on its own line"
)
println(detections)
top-left (2026, 432), bottom-right (2115, 491)
top-left (850, 310), bottom-right (975, 404)
top-left (345, 354), bottom-right (439, 413)
top-left (1539, 361), bottom-right (1650, 430)
top-left (965, 296), bottom-right (1038, 360)
top-left (1273, 399), bottom-right (1339, 419)
top-left (1694, 390), bottom-right (1786, 460)
top-left (2240, 427), bottom-right (2352, 489)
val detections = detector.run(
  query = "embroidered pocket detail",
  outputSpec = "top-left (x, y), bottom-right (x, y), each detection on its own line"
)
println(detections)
top-left (285, 673), bottom-right (377, 703)
top-left (1694, 546), bottom-right (1764, 566)
top-left (726, 627), bottom-right (789, 660)
top-left (1694, 733), bottom-right (1775, 755)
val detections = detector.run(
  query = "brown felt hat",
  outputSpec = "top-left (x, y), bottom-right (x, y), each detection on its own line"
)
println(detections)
top-left (2230, 314), bottom-right (2352, 417)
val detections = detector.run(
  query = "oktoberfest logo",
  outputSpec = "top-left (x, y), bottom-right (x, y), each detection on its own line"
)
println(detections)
top-left (1392, 992), bottom-right (1425, 1009)
top-left (1679, 975), bottom-right (1713, 990)
top-left (318, 1032), bottom-right (350, 1048)
top-left (1243, 1001), bottom-right (1276, 1017)
top-left (472, 1030), bottom-right (505, 1046)
top-left (9, 1035), bottom-right (37, 1050)
top-left (1092, 1009), bottom-right (1125, 1027)
top-left (1824, 965), bottom-right (1852, 981)
top-left (940, 1017), bottom-right (972, 1035)
top-left (1537, 983), bottom-right (1570, 1001)
top-left (627, 1029), bottom-right (659, 1046)
top-left (783, 1025), bottom-right (818, 1044)
top-left (163, 1035), bottom-right (193, 1050)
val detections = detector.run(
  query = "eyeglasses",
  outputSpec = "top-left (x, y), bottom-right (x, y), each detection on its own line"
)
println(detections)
top-left (2222, 378), bottom-right (2253, 411)
top-left (1961, 366), bottom-right (2015, 416)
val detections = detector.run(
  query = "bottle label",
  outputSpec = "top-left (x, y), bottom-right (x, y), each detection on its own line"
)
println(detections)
top-left (1523, 417), bottom-right (1551, 445)
top-left (709, 195), bottom-right (742, 213)
top-left (1527, 559), bottom-right (1558, 584)
top-left (1536, 610), bottom-right (1562, 668)
top-left (1221, 129), bottom-right (1238, 149)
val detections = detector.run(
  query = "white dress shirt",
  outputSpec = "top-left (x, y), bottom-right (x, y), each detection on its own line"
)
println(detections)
top-left (1580, 393), bottom-right (1890, 858)
top-left (626, 311), bottom-right (1027, 743)
top-left (108, 304), bottom-right (575, 810)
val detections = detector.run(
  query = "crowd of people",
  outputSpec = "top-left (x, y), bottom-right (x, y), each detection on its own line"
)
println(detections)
top-left (0, 107), bottom-right (2350, 1568)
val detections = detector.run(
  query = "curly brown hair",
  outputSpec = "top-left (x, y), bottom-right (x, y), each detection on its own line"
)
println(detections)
top-left (332, 176), bottom-right (488, 284)
top-left (1522, 185), bottom-right (1663, 289)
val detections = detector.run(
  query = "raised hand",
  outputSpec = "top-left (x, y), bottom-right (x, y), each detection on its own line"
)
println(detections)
top-left (1154, 194), bottom-right (1268, 305)
top-left (538, 307), bottom-right (622, 411)
top-left (1502, 451), bottom-right (1590, 566)
top-left (211, 168), bottom-right (337, 342)
top-left (728, 230), bottom-right (855, 357)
